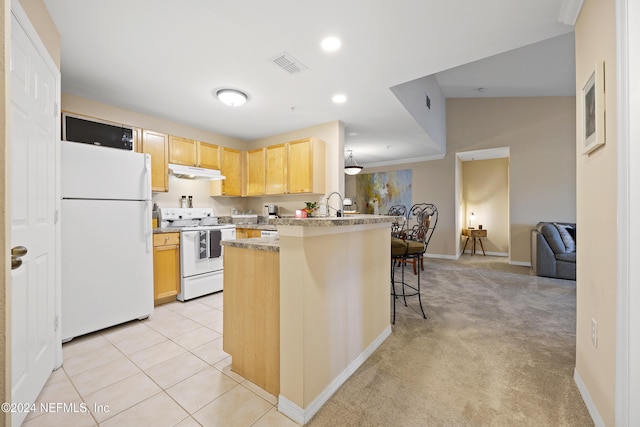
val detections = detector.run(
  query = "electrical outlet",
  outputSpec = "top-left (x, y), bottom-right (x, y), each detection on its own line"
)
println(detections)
top-left (591, 318), bottom-right (598, 348)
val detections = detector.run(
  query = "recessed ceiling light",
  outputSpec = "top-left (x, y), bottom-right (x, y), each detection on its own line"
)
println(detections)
top-left (332, 94), bottom-right (347, 104)
top-left (321, 37), bottom-right (341, 52)
top-left (216, 89), bottom-right (248, 107)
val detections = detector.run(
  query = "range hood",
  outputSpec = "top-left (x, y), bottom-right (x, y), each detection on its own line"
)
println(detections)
top-left (168, 163), bottom-right (226, 180)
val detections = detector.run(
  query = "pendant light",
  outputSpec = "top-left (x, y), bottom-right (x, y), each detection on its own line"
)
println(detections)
top-left (344, 150), bottom-right (363, 175)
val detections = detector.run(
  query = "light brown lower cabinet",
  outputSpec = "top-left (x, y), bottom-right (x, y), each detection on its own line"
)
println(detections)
top-left (223, 246), bottom-right (280, 395)
top-left (153, 233), bottom-right (180, 306)
top-left (235, 228), bottom-right (262, 239)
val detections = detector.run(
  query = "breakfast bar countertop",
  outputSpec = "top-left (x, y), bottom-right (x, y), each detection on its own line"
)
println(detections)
top-left (233, 223), bottom-right (277, 231)
top-left (222, 236), bottom-right (279, 252)
top-left (271, 214), bottom-right (396, 227)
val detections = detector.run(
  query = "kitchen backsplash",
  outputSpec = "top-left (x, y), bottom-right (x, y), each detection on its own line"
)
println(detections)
top-left (153, 175), bottom-right (330, 217)
top-left (152, 175), bottom-right (240, 215)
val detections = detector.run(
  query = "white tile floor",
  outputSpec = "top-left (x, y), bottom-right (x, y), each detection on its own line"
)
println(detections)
top-left (23, 292), bottom-right (299, 427)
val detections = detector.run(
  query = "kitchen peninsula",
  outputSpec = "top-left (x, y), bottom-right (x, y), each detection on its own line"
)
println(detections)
top-left (222, 215), bottom-right (394, 424)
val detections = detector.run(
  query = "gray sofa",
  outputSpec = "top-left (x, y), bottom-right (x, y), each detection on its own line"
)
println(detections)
top-left (531, 222), bottom-right (576, 280)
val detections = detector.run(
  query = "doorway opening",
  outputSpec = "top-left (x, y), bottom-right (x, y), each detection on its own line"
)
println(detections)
top-left (455, 147), bottom-right (510, 259)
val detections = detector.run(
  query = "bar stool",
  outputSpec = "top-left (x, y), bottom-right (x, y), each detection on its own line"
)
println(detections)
top-left (390, 203), bottom-right (438, 324)
top-left (388, 205), bottom-right (407, 237)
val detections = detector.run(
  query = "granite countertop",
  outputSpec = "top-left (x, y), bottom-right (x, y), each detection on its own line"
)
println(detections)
top-left (155, 215), bottom-right (395, 236)
top-left (272, 214), bottom-right (398, 227)
top-left (234, 224), bottom-right (277, 231)
top-left (222, 236), bottom-right (279, 252)
top-left (154, 224), bottom-right (276, 234)
top-left (153, 227), bottom-right (182, 234)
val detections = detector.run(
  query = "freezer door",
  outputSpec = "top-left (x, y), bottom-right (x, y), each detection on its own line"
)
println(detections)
top-left (61, 141), bottom-right (151, 200)
top-left (61, 199), bottom-right (153, 341)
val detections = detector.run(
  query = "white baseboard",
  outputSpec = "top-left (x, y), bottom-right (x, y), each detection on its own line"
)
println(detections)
top-left (574, 368), bottom-right (605, 427)
top-left (424, 253), bottom-right (457, 260)
top-left (459, 250), bottom-right (508, 257)
top-left (278, 325), bottom-right (392, 425)
top-left (278, 396), bottom-right (305, 425)
top-left (424, 252), bottom-right (530, 265)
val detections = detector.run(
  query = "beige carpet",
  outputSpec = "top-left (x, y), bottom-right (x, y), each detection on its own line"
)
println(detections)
top-left (307, 256), bottom-right (593, 427)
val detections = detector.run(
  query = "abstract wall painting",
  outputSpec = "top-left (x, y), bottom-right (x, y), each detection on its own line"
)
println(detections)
top-left (355, 169), bottom-right (412, 215)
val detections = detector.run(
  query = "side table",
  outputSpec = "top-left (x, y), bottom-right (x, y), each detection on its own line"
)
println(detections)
top-left (462, 228), bottom-right (487, 256)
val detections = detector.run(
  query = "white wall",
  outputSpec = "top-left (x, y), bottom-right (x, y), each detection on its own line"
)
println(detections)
top-left (390, 74), bottom-right (446, 152)
top-left (347, 97), bottom-right (576, 263)
top-left (574, 0), bottom-right (618, 424)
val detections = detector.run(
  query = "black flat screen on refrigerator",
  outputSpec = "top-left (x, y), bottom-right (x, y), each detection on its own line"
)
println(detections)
top-left (63, 114), bottom-right (134, 150)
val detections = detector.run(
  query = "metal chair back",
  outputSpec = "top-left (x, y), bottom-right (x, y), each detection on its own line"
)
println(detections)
top-left (388, 205), bottom-right (408, 237)
top-left (407, 203), bottom-right (438, 249)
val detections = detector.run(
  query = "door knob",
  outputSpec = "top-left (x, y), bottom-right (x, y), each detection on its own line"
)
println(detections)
top-left (12, 246), bottom-right (27, 257)
top-left (11, 246), bottom-right (27, 270)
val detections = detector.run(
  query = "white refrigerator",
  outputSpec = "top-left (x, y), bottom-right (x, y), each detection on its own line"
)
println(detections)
top-left (61, 141), bottom-right (153, 342)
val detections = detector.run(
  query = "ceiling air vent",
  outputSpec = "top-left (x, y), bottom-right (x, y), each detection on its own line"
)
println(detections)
top-left (270, 52), bottom-right (308, 74)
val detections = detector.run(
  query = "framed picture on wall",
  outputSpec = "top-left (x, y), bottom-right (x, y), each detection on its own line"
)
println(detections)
top-left (581, 61), bottom-right (606, 155)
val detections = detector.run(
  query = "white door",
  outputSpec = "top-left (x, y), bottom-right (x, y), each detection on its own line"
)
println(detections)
top-left (10, 11), bottom-right (58, 427)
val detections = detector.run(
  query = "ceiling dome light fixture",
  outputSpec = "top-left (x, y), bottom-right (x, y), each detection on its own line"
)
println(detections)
top-left (321, 36), bottom-right (342, 52)
top-left (332, 94), bottom-right (347, 104)
top-left (344, 150), bottom-right (363, 175)
top-left (217, 89), bottom-right (248, 107)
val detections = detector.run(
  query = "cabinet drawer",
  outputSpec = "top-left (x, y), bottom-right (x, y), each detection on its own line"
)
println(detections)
top-left (463, 229), bottom-right (487, 238)
top-left (154, 233), bottom-right (180, 247)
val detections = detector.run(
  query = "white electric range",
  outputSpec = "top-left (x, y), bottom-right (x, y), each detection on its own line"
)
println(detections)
top-left (158, 208), bottom-right (235, 301)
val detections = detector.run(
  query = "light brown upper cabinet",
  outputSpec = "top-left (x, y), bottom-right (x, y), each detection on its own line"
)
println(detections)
top-left (198, 142), bottom-right (220, 170)
top-left (133, 127), bottom-right (143, 153)
top-left (265, 143), bottom-right (287, 195)
top-left (168, 135), bottom-right (197, 166)
top-left (141, 130), bottom-right (169, 192)
top-left (211, 147), bottom-right (242, 196)
top-left (208, 137), bottom-right (325, 198)
top-left (169, 136), bottom-right (220, 170)
top-left (246, 148), bottom-right (266, 196)
top-left (287, 138), bottom-right (325, 194)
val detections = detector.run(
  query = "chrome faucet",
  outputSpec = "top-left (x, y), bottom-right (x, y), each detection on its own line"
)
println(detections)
top-left (326, 192), bottom-right (344, 217)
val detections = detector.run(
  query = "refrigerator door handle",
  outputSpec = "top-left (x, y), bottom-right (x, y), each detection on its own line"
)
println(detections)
top-left (145, 201), bottom-right (152, 253)
top-left (144, 154), bottom-right (151, 198)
